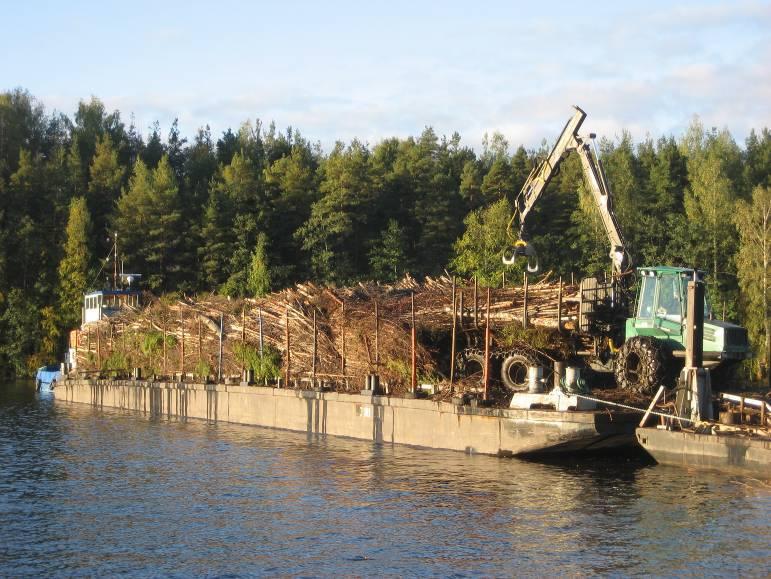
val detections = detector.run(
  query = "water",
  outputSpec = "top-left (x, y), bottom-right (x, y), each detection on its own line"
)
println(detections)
top-left (0, 382), bottom-right (768, 577)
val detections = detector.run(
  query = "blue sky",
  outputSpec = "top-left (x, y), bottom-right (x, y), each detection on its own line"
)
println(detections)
top-left (1, 0), bottom-right (769, 151)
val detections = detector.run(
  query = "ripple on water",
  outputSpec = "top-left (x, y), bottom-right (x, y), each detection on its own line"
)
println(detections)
top-left (0, 381), bottom-right (769, 576)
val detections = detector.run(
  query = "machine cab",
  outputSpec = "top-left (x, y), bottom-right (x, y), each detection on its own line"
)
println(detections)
top-left (627, 267), bottom-right (708, 348)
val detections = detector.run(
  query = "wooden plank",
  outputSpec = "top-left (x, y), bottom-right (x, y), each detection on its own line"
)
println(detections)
top-left (639, 385), bottom-right (666, 427)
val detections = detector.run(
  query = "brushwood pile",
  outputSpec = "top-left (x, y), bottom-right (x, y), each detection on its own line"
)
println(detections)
top-left (74, 273), bottom-right (579, 397)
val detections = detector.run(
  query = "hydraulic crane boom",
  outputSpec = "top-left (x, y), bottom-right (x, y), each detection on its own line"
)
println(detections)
top-left (503, 106), bottom-right (628, 274)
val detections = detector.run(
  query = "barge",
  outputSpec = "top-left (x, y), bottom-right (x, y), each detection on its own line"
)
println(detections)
top-left (56, 378), bottom-right (639, 456)
top-left (636, 426), bottom-right (770, 476)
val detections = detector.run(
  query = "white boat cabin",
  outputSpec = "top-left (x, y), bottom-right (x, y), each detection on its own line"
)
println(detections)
top-left (83, 289), bottom-right (141, 324)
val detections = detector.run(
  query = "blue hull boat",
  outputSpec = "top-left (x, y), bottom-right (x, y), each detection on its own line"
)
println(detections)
top-left (35, 365), bottom-right (61, 392)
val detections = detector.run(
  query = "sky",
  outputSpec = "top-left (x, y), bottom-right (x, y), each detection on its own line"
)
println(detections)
top-left (1, 0), bottom-right (769, 152)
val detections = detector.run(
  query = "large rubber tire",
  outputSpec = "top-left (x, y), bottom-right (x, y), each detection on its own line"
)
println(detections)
top-left (614, 336), bottom-right (667, 395)
top-left (458, 349), bottom-right (485, 382)
top-left (500, 351), bottom-right (540, 392)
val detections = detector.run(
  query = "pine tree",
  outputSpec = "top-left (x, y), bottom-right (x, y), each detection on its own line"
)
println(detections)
top-left (247, 233), bottom-right (271, 297)
top-left (58, 197), bottom-right (91, 328)
top-left (88, 135), bottom-right (123, 254)
top-left (221, 213), bottom-right (257, 297)
top-left (264, 143), bottom-right (318, 283)
top-left (480, 158), bottom-right (511, 203)
top-left (369, 219), bottom-right (409, 282)
top-left (7, 150), bottom-right (45, 292)
top-left (113, 156), bottom-right (182, 291)
top-left (459, 160), bottom-right (482, 209)
top-left (113, 159), bottom-right (153, 278)
top-left (142, 121), bottom-right (165, 168)
top-left (184, 126), bottom-right (218, 210)
top-left (296, 140), bottom-right (373, 283)
top-left (146, 156), bottom-right (183, 289)
top-left (221, 152), bottom-right (261, 216)
top-left (197, 188), bottom-right (232, 290)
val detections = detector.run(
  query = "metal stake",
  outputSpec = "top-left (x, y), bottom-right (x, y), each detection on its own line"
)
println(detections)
top-left (312, 310), bottom-right (317, 382)
top-left (411, 291), bottom-right (417, 394)
top-left (374, 300), bottom-right (380, 369)
top-left (523, 272), bottom-right (529, 329)
top-left (218, 314), bottom-right (223, 383)
top-left (557, 276), bottom-right (563, 332)
top-left (258, 307), bottom-right (264, 357)
top-left (483, 287), bottom-right (491, 401)
top-left (285, 305), bottom-right (291, 387)
top-left (450, 277), bottom-right (457, 390)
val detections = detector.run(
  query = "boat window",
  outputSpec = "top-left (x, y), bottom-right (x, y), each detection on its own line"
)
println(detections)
top-left (637, 276), bottom-right (655, 318)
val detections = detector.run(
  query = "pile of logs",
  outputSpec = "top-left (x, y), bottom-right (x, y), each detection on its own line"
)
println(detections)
top-left (73, 273), bottom-right (579, 394)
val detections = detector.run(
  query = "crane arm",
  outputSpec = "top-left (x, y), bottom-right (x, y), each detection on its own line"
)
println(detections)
top-left (507, 106), bottom-right (586, 238)
top-left (574, 135), bottom-right (627, 274)
top-left (503, 105), bottom-right (628, 274)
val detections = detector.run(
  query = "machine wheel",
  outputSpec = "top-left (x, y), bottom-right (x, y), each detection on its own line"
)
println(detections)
top-left (500, 350), bottom-right (540, 392)
top-left (614, 336), bottom-right (667, 395)
top-left (458, 349), bottom-right (485, 382)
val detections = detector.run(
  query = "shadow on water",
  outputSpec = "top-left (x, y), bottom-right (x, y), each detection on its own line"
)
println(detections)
top-left (0, 381), bottom-right (768, 577)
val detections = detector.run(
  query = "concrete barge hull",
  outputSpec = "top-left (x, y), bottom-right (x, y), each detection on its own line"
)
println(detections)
top-left (636, 427), bottom-right (771, 477)
top-left (58, 379), bottom-right (638, 456)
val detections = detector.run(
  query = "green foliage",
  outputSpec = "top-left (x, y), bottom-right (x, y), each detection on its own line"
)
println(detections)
top-left (247, 233), bottom-right (272, 297)
top-left (138, 330), bottom-right (174, 374)
top-left (480, 158), bottom-right (512, 203)
top-left (113, 156), bottom-right (183, 291)
top-left (141, 331), bottom-right (164, 356)
top-left (38, 306), bottom-right (60, 361)
top-left (57, 197), bottom-right (92, 329)
top-left (221, 214), bottom-right (257, 297)
top-left (198, 188), bottom-right (231, 289)
top-left (497, 324), bottom-right (555, 351)
top-left (385, 357), bottom-right (411, 384)
top-left (194, 358), bottom-right (212, 379)
top-left (0, 88), bottom-right (770, 377)
top-left (383, 356), bottom-right (437, 386)
top-left (369, 219), bottom-right (409, 282)
top-left (234, 342), bottom-right (281, 381)
top-left (103, 350), bottom-right (128, 371)
top-left (459, 160), bottom-right (483, 209)
top-left (0, 289), bottom-right (40, 375)
top-left (450, 198), bottom-right (515, 285)
top-left (296, 140), bottom-right (373, 283)
top-left (87, 135), bottom-right (123, 253)
top-left (735, 185), bottom-right (771, 375)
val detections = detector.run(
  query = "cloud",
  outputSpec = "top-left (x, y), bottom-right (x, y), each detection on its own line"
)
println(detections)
top-left (31, 1), bottom-right (770, 153)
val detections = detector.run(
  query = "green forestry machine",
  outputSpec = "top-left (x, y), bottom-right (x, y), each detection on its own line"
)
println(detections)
top-left (498, 106), bottom-right (750, 395)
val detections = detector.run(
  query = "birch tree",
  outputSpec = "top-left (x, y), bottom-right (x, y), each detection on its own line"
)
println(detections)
top-left (735, 185), bottom-right (771, 383)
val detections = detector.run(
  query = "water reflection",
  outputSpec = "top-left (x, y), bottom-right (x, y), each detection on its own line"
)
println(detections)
top-left (0, 381), bottom-right (768, 576)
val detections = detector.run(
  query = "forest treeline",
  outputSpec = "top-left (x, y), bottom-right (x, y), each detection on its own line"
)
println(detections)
top-left (0, 88), bottom-right (769, 378)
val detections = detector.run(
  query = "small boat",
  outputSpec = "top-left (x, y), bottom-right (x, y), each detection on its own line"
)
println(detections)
top-left (35, 365), bottom-right (61, 392)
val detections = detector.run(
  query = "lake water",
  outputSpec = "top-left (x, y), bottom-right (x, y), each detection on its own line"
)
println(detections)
top-left (1, 381), bottom-right (769, 577)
